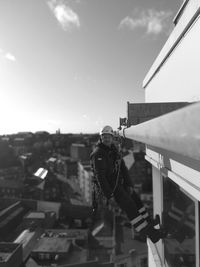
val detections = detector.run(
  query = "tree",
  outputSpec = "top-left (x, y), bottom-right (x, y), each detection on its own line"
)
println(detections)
top-left (0, 141), bottom-right (20, 168)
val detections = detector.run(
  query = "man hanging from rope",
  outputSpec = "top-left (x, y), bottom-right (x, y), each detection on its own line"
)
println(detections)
top-left (90, 125), bottom-right (166, 243)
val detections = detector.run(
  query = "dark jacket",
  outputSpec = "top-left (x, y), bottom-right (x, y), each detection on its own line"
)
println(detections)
top-left (90, 141), bottom-right (133, 199)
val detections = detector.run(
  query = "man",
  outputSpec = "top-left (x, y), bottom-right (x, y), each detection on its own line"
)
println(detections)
top-left (90, 125), bottom-right (166, 243)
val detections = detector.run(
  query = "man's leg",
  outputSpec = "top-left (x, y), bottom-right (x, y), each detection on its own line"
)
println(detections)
top-left (130, 190), bottom-right (151, 222)
top-left (114, 186), bottom-right (148, 232)
top-left (114, 186), bottom-right (165, 243)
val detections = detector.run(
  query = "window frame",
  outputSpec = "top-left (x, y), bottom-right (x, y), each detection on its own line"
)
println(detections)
top-left (161, 172), bottom-right (199, 267)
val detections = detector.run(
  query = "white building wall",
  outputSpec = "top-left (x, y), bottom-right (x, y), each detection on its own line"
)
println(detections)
top-left (78, 163), bottom-right (84, 191)
top-left (142, 1), bottom-right (200, 266)
top-left (77, 162), bottom-right (93, 205)
top-left (83, 169), bottom-right (92, 205)
top-left (144, 0), bottom-right (200, 103)
top-left (84, 170), bottom-right (89, 203)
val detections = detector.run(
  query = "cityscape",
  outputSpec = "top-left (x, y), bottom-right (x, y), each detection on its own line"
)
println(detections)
top-left (0, 130), bottom-right (152, 267)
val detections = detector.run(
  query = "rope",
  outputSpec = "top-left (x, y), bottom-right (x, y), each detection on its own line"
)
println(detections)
top-left (110, 152), bottom-right (122, 197)
top-left (110, 134), bottom-right (124, 197)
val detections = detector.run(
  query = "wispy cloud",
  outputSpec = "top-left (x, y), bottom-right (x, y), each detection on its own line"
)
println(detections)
top-left (119, 9), bottom-right (172, 35)
top-left (47, 0), bottom-right (80, 31)
top-left (5, 53), bottom-right (16, 62)
top-left (0, 48), bottom-right (16, 62)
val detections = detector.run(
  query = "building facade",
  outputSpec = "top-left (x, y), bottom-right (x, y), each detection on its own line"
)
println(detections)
top-left (120, 1), bottom-right (200, 266)
top-left (0, 242), bottom-right (22, 267)
top-left (78, 162), bottom-right (93, 205)
top-left (70, 143), bottom-right (90, 162)
top-left (144, 1), bottom-right (200, 266)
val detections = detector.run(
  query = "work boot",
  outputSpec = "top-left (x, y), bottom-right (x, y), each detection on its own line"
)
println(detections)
top-left (148, 227), bottom-right (167, 243)
top-left (140, 223), bottom-right (167, 243)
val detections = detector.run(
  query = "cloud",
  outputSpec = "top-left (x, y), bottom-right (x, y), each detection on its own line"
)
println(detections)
top-left (119, 9), bottom-right (172, 35)
top-left (47, 0), bottom-right (80, 31)
top-left (5, 53), bottom-right (16, 62)
top-left (0, 49), bottom-right (16, 62)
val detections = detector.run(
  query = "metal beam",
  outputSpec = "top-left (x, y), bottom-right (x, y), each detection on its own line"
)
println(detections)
top-left (119, 102), bottom-right (200, 161)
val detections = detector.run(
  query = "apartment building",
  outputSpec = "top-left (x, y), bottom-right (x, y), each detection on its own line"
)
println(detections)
top-left (0, 179), bottom-right (24, 199)
top-left (70, 143), bottom-right (91, 162)
top-left (78, 162), bottom-right (93, 205)
top-left (0, 242), bottom-right (22, 267)
top-left (0, 201), bottom-right (26, 241)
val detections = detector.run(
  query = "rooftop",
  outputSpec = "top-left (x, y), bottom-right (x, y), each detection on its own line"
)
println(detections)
top-left (123, 151), bottom-right (135, 170)
top-left (121, 227), bottom-right (147, 255)
top-left (14, 229), bottom-right (43, 261)
top-left (92, 217), bottom-right (113, 238)
top-left (25, 212), bottom-right (45, 219)
top-left (0, 252), bottom-right (11, 262)
top-left (0, 178), bottom-right (23, 188)
top-left (47, 157), bottom-right (57, 163)
top-left (71, 143), bottom-right (85, 147)
top-left (32, 237), bottom-right (71, 253)
top-left (0, 243), bottom-right (22, 262)
top-left (34, 168), bottom-right (48, 179)
top-left (42, 229), bottom-right (89, 240)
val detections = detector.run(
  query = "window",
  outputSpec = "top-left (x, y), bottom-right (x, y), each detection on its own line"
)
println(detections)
top-left (141, 257), bottom-right (148, 267)
top-left (117, 263), bottom-right (127, 267)
top-left (163, 177), bottom-right (196, 267)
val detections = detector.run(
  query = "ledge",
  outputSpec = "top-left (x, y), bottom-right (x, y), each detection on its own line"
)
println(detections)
top-left (120, 102), bottom-right (200, 161)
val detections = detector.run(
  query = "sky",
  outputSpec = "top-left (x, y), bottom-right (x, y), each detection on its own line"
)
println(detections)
top-left (0, 0), bottom-right (182, 134)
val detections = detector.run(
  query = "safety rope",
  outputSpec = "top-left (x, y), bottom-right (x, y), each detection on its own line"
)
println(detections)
top-left (110, 150), bottom-right (122, 197)
top-left (110, 133), bottom-right (124, 197)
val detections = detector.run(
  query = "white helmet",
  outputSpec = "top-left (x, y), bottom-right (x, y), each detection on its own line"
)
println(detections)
top-left (100, 125), bottom-right (114, 136)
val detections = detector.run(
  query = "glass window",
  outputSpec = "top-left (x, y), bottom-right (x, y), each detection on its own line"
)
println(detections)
top-left (163, 177), bottom-right (196, 267)
top-left (141, 257), bottom-right (148, 267)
